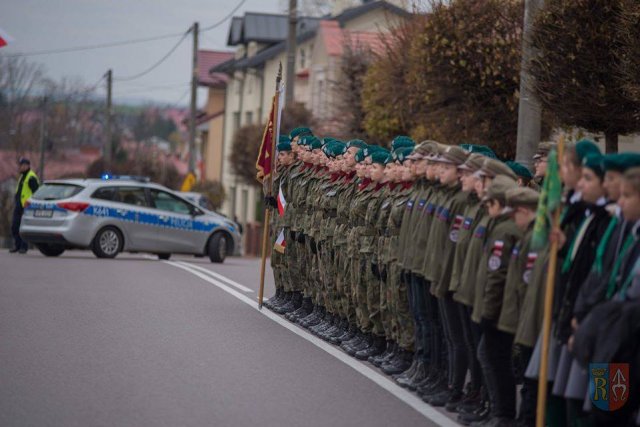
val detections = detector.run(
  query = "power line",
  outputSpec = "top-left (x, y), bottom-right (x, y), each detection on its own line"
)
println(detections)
top-left (3, 31), bottom-right (187, 58)
top-left (114, 30), bottom-right (190, 82)
top-left (112, 82), bottom-right (190, 96)
top-left (4, 0), bottom-right (247, 58)
top-left (200, 0), bottom-right (247, 32)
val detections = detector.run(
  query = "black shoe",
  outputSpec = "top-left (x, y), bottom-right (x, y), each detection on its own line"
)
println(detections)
top-left (340, 331), bottom-right (364, 351)
top-left (443, 390), bottom-right (464, 411)
top-left (355, 335), bottom-right (386, 360)
top-left (272, 292), bottom-right (293, 314)
top-left (397, 359), bottom-right (427, 390)
top-left (9, 247), bottom-right (19, 253)
top-left (456, 389), bottom-right (482, 414)
top-left (381, 349), bottom-right (412, 375)
top-left (372, 342), bottom-right (397, 367)
top-left (393, 356), bottom-right (418, 380)
top-left (369, 340), bottom-right (393, 365)
top-left (18, 248), bottom-right (27, 254)
top-left (458, 403), bottom-right (490, 425)
top-left (333, 323), bottom-right (357, 344)
top-left (346, 333), bottom-right (371, 356)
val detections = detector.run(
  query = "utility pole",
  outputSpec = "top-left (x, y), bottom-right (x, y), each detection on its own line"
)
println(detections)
top-left (189, 22), bottom-right (199, 173)
top-left (105, 69), bottom-right (113, 170)
top-left (515, 0), bottom-right (544, 169)
top-left (285, 0), bottom-right (297, 105)
top-left (38, 96), bottom-right (47, 179)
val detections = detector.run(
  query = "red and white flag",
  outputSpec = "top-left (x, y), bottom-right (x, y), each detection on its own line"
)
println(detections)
top-left (0, 27), bottom-right (14, 48)
top-left (277, 183), bottom-right (286, 217)
top-left (274, 229), bottom-right (286, 254)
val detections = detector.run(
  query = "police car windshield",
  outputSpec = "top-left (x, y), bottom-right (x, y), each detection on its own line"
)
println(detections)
top-left (32, 183), bottom-right (84, 200)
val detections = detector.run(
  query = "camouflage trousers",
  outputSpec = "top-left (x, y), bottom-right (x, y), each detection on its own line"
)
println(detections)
top-left (366, 262), bottom-right (384, 337)
top-left (334, 246), bottom-right (355, 322)
top-left (287, 232), bottom-right (306, 293)
top-left (317, 239), bottom-right (338, 314)
top-left (390, 263), bottom-right (415, 351)
top-left (379, 269), bottom-right (395, 340)
top-left (351, 256), bottom-right (370, 332)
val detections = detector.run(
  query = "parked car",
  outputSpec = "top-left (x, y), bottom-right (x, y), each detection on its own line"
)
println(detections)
top-left (19, 176), bottom-right (242, 262)
top-left (180, 191), bottom-right (242, 234)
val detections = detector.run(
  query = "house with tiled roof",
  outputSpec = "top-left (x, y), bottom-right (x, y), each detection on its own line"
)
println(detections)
top-left (195, 50), bottom-right (234, 183)
top-left (211, 0), bottom-right (409, 225)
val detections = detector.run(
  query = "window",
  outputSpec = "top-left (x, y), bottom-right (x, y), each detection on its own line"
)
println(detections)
top-left (114, 187), bottom-right (148, 207)
top-left (32, 183), bottom-right (83, 200)
top-left (245, 111), bottom-right (253, 125)
top-left (299, 48), bottom-right (306, 69)
top-left (148, 189), bottom-right (192, 214)
top-left (241, 189), bottom-right (249, 223)
top-left (233, 112), bottom-right (241, 131)
top-left (91, 187), bottom-right (116, 201)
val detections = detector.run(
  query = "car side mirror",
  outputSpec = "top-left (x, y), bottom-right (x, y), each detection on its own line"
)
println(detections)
top-left (190, 206), bottom-right (204, 216)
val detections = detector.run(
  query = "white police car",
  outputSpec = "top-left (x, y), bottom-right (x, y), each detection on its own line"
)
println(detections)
top-left (19, 176), bottom-right (242, 262)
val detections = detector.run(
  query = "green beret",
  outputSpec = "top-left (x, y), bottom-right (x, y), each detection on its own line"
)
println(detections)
top-left (362, 145), bottom-right (385, 158)
top-left (460, 143), bottom-right (472, 151)
top-left (384, 153), bottom-right (395, 165)
top-left (396, 147), bottom-right (414, 163)
top-left (347, 139), bottom-right (367, 149)
top-left (310, 139), bottom-right (323, 150)
top-left (299, 135), bottom-right (317, 147)
top-left (602, 153), bottom-right (640, 173)
top-left (370, 150), bottom-right (390, 165)
top-left (279, 135), bottom-right (291, 144)
top-left (391, 136), bottom-right (415, 150)
top-left (479, 158), bottom-right (517, 180)
top-left (289, 127), bottom-right (313, 139)
top-left (277, 141), bottom-right (292, 152)
top-left (506, 161), bottom-right (533, 180)
top-left (582, 153), bottom-right (605, 179)
top-left (470, 145), bottom-right (497, 159)
top-left (506, 187), bottom-right (540, 209)
top-left (483, 175), bottom-right (518, 204)
top-left (322, 137), bottom-right (342, 146)
top-left (576, 139), bottom-right (601, 162)
top-left (355, 148), bottom-right (367, 163)
top-left (323, 142), bottom-right (347, 158)
top-left (434, 145), bottom-right (469, 165)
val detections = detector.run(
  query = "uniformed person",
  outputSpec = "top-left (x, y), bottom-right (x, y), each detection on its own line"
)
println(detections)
top-left (497, 187), bottom-right (540, 427)
top-left (473, 175), bottom-right (521, 425)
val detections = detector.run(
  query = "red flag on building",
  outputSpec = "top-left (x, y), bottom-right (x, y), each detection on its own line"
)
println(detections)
top-left (255, 95), bottom-right (276, 184)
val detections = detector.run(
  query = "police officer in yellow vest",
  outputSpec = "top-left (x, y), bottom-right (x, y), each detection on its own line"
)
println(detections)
top-left (11, 158), bottom-right (39, 254)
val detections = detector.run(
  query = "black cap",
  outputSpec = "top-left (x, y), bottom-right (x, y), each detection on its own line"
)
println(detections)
top-left (18, 157), bottom-right (30, 165)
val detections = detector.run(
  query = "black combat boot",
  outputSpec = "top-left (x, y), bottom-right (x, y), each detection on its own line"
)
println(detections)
top-left (326, 318), bottom-right (349, 344)
top-left (272, 292), bottom-right (293, 314)
top-left (346, 333), bottom-right (372, 357)
top-left (369, 340), bottom-right (395, 366)
top-left (286, 297), bottom-right (312, 321)
top-left (334, 322), bottom-right (357, 344)
top-left (355, 334), bottom-right (386, 360)
top-left (300, 306), bottom-right (324, 328)
top-left (281, 291), bottom-right (303, 314)
top-left (381, 348), bottom-right (412, 375)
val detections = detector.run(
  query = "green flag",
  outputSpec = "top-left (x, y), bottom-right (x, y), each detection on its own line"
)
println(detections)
top-left (531, 148), bottom-right (562, 251)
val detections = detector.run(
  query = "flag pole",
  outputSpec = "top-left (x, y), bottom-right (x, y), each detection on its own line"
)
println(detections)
top-left (258, 63), bottom-right (283, 309)
top-left (536, 135), bottom-right (565, 427)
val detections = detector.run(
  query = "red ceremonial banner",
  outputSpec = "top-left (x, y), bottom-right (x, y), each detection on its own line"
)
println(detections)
top-left (255, 95), bottom-right (276, 184)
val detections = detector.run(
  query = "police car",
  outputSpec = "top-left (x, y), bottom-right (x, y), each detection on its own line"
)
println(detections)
top-left (19, 176), bottom-right (242, 262)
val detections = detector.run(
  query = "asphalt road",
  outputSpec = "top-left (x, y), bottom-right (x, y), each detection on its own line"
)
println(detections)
top-left (0, 250), bottom-right (458, 427)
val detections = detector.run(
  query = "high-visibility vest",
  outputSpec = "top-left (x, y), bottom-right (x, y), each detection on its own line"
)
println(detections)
top-left (17, 169), bottom-right (39, 207)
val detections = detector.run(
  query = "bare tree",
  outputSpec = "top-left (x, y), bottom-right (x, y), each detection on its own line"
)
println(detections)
top-left (0, 54), bottom-right (45, 152)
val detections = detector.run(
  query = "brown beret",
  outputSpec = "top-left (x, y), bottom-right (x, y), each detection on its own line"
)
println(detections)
top-left (479, 158), bottom-right (518, 180)
top-left (482, 175), bottom-right (518, 203)
top-left (506, 187), bottom-right (540, 209)
top-left (434, 145), bottom-right (469, 165)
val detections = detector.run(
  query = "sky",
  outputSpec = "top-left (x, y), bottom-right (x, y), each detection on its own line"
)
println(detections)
top-left (2, 0), bottom-right (282, 107)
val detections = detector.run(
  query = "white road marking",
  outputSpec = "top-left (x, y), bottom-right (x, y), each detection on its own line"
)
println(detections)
top-left (165, 260), bottom-right (460, 427)
top-left (174, 261), bottom-right (253, 293)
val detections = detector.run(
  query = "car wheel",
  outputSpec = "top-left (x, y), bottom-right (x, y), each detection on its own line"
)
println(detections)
top-left (36, 243), bottom-right (65, 257)
top-left (208, 233), bottom-right (227, 263)
top-left (157, 253), bottom-right (171, 260)
top-left (91, 227), bottom-right (123, 259)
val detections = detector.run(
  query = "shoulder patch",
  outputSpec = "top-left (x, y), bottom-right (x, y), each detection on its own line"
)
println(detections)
top-left (463, 217), bottom-right (474, 230)
top-left (488, 255), bottom-right (501, 271)
top-left (473, 225), bottom-right (487, 238)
